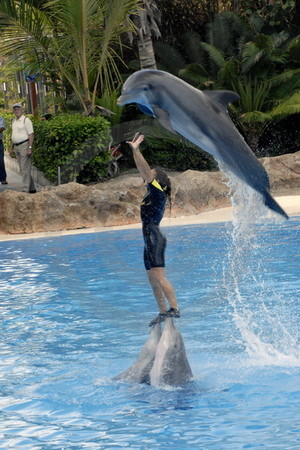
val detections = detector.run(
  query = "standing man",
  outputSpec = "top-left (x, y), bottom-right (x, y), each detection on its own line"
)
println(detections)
top-left (10, 103), bottom-right (36, 193)
top-left (0, 114), bottom-right (7, 184)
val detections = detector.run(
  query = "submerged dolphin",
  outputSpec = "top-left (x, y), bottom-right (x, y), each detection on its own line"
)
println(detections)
top-left (113, 323), bottom-right (162, 384)
top-left (118, 69), bottom-right (288, 219)
top-left (150, 318), bottom-right (193, 386)
top-left (114, 319), bottom-right (193, 386)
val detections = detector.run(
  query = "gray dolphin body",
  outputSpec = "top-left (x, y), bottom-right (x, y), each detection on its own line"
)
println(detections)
top-left (118, 69), bottom-right (288, 219)
top-left (114, 319), bottom-right (193, 386)
top-left (150, 318), bottom-right (193, 386)
top-left (113, 323), bottom-right (162, 384)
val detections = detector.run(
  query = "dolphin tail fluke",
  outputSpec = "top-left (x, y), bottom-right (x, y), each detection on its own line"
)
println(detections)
top-left (264, 191), bottom-right (289, 219)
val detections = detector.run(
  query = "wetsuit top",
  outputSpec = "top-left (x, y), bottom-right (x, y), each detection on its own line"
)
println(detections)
top-left (141, 178), bottom-right (166, 226)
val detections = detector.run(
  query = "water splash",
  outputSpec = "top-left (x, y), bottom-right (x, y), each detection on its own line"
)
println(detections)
top-left (220, 168), bottom-right (299, 366)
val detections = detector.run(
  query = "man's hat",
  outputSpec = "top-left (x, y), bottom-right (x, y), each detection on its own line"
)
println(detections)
top-left (12, 103), bottom-right (23, 109)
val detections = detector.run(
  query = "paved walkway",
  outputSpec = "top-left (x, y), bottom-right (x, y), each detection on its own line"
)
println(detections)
top-left (0, 166), bottom-right (24, 193)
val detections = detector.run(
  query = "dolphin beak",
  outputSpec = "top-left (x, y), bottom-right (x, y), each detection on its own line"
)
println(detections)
top-left (117, 94), bottom-right (126, 106)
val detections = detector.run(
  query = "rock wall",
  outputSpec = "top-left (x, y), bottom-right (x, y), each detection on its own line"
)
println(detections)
top-left (0, 152), bottom-right (299, 234)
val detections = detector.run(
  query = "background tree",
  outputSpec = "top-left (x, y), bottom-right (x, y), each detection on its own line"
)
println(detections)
top-left (129, 0), bottom-right (161, 69)
top-left (0, 0), bottom-right (139, 114)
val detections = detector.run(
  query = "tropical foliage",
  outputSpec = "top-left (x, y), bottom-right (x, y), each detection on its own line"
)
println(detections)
top-left (0, 0), bottom-right (140, 114)
top-left (32, 114), bottom-right (111, 182)
top-left (153, 10), bottom-right (300, 154)
top-left (0, 0), bottom-right (299, 178)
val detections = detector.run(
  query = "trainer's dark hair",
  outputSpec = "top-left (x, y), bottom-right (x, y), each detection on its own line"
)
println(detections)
top-left (154, 168), bottom-right (172, 211)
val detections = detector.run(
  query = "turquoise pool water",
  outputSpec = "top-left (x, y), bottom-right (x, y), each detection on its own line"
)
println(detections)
top-left (0, 217), bottom-right (299, 448)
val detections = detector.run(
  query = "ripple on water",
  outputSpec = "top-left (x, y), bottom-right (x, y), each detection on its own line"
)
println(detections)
top-left (0, 221), bottom-right (299, 448)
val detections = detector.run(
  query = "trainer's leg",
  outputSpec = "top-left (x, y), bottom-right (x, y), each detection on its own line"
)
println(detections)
top-left (148, 267), bottom-right (178, 310)
top-left (147, 269), bottom-right (167, 313)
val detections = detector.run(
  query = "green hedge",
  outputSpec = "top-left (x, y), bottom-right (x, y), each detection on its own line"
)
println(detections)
top-left (0, 112), bottom-right (15, 150)
top-left (1, 112), bottom-right (112, 183)
top-left (32, 114), bottom-right (111, 183)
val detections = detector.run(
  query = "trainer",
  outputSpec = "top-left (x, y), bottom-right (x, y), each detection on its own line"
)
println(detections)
top-left (127, 132), bottom-right (180, 327)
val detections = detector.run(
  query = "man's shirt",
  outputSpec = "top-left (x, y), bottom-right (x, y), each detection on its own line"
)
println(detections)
top-left (12, 115), bottom-right (33, 144)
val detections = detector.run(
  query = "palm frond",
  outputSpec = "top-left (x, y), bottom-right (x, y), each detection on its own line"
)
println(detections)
top-left (218, 59), bottom-right (240, 88)
top-left (270, 91), bottom-right (300, 120)
top-left (207, 11), bottom-right (253, 58)
top-left (241, 42), bottom-right (261, 73)
top-left (154, 40), bottom-right (186, 75)
top-left (139, 0), bottom-right (161, 39)
top-left (268, 69), bottom-right (300, 99)
top-left (271, 30), bottom-right (290, 49)
top-left (240, 111), bottom-right (272, 123)
top-left (93, 0), bottom-right (138, 93)
top-left (286, 35), bottom-right (300, 63)
top-left (180, 31), bottom-right (206, 65)
top-left (200, 42), bottom-right (226, 69)
top-left (178, 64), bottom-right (212, 89)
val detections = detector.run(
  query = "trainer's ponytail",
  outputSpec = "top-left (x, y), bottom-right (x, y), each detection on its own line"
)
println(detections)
top-left (154, 168), bottom-right (172, 213)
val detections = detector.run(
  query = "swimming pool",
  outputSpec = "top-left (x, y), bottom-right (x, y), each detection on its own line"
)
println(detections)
top-left (0, 217), bottom-right (299, 448)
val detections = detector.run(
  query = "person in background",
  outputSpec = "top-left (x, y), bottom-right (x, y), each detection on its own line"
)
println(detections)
top-left (127, 132), bottom-right (180, 327)
top-left (0, 114), bottom-right (7, 184)
top-left (10, 103), bottom-right (36, 193)
top-left (41, 113), bottom-right (53, 121)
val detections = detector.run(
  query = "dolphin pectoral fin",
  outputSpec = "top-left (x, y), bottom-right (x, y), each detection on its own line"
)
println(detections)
top-left (152, 105), bottom-right (177, 134)
top-left (138, 104), bottom-right (154, 116)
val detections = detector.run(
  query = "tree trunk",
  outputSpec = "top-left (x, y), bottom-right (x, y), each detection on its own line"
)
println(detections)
top-left (131, 0), bottom-right (160, 70)
top-left (137, 32), bottom-right (157, 69)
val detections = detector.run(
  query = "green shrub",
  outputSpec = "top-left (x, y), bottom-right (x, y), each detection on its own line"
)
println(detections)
top-left (32, 114), bottom-right (111, 183)
top-left (0, 112), bottom-right (14, 150)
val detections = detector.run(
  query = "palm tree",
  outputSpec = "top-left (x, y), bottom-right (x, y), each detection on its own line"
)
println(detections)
top-left (0, 0), bottom-right (139, 114)
top-left (129, 0), bottom-right (161, 69)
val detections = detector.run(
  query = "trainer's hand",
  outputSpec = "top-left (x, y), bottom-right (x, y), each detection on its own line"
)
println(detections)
top-left (127, 132), bottom-right (144, 151)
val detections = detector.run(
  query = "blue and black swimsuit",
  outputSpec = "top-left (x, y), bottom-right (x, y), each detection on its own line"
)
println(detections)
top-left (141, 179), bottom-right (167, 270)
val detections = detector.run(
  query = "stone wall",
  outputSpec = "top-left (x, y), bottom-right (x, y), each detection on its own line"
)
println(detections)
top-left (0, 152), bottom-right (299, 234)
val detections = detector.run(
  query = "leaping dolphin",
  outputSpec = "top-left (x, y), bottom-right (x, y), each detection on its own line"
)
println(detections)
top-left (117, 69), bottom-right (288, 219)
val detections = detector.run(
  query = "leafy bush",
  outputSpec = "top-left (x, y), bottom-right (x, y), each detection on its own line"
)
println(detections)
top-left (0, 112), bottom-right (15, 150)
top-left (32, 114), bottom-right (111, 183)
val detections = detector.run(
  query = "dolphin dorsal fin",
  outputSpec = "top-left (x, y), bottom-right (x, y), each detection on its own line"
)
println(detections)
top-left (203, 90), bottom-right (240, 111)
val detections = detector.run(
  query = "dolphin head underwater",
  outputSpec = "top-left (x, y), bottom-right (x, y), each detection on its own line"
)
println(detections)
top-left (114, 319), bottom-right (193, 387)
top-left (118, 69), bottom-right (288, 219)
